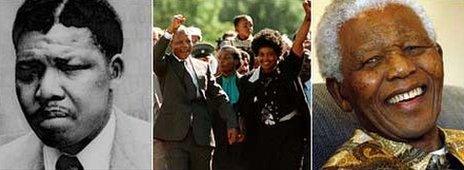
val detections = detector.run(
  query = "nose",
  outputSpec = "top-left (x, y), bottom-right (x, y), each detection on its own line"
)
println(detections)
top-left (35, 68), bottom-right (65, 102)
top-left (181, 41), bottom-right (191, 49)
top-left (386, 53), bottom-right (417, 80)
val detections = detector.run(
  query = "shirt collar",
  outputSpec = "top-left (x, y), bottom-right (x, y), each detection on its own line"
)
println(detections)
top-left (173, 53), bottom-right (191, 62)
top-left (43, 109), bottom-right (116, 170)
top-left (430, 146), bottom-right (447, 156)
top-left (248, 67), bottom-right (261, 83)
top-left (361, 128), bottom-right (463, 168)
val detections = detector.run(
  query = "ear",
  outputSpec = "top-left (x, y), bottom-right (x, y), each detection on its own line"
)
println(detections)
top-left (326, 78), bottom-right (353, 112)
top-left (436, 42), bottom-right (443, 57)
top-left (169, 38), bottom-right (174, 49)
top-left (109, 54), bottom-right (124, 89)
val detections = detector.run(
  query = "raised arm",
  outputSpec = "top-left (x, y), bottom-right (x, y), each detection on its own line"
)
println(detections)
top-left (153, 15), bottom-right (186, 76)
top-left (291, 0), bottom-right (310, 57)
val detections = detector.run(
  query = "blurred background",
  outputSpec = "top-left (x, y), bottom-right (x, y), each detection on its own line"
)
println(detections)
top-left (154, 0), bottom-right (306, 44)
top-left (312, 0), bottom-right (464, 88)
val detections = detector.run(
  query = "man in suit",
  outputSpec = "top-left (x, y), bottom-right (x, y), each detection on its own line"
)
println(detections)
top-left (153, 15), bottom-right (239, 170)
top-left (0, 0), bottom-right (151, 169)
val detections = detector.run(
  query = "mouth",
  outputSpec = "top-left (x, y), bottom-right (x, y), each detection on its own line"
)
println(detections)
top-left (386, 85), bottom-right (427, 105)
top-left (176, 49), bottom-right (190, 55)
top-left (42, 106), bottom-right (69, 119)
top-left (36, 106), bottom-right (74, 130)
top-left (261, 61), bottom-right (272, 67)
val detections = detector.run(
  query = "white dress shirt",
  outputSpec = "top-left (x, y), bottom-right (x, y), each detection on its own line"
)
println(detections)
top-left (43, 110), bottom-right (116, 170)
top-left (173, 55), bottom-right (200, 92)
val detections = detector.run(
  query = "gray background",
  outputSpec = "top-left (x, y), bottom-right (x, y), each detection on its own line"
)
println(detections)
top-left (0, 0), bottom-right (152, 136)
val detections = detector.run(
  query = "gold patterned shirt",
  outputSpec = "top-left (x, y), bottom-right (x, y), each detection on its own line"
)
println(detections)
top-left (323, 128), bottom-right (464, 170)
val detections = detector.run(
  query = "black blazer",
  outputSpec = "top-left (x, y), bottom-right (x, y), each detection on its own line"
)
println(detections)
top-left (153, 36), bottom-right (237, 146)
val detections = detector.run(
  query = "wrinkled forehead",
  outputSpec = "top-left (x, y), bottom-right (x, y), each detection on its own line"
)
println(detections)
top-left (19, 24), bottom-right (93, 47)
top-left (16, 24), bottom-right (104, 64)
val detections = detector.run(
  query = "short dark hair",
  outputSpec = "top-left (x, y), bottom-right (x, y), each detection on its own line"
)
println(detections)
top-left (233, 14), bottom-right (253, 27)
top-left (12, 0), bottom-right (123, 61)
top-left (251, 28), bottom-right (284, 57)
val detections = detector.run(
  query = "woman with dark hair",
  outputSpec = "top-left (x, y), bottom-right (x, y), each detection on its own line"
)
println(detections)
top-left (237, 1), bottom-right (310, 169)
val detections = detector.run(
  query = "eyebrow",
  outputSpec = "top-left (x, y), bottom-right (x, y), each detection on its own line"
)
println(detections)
top-left (350, 43), bottom-right (378, 59)
top-left (52, 57), bottom-right (72, 65)
top-left (16, 50), bottom-right (86, 64)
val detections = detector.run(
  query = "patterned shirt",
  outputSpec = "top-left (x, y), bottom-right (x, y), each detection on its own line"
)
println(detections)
top-left (323, 128), bottom-right (464, 170)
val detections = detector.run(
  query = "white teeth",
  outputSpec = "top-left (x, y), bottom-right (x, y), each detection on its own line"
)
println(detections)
top-left (387, 87), bottom-right (424, 104)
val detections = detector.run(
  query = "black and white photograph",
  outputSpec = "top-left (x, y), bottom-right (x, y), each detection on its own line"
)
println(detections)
top-left (0, 0), bottom-right (152, 169)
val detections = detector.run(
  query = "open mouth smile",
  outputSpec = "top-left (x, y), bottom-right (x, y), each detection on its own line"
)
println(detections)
top-left (386, 86), bottom-right (427, 105)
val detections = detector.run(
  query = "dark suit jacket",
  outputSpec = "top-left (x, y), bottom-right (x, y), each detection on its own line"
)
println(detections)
top-left (154, 36), bottom-right (237, 146)
top-left (0, 107), bottom-right (151, 170)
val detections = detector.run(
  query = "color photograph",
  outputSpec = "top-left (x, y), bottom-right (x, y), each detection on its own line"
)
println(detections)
top-left (153, 0), bottom-right (311, 170)
top-left (312, 0), bottom-right (464, 169)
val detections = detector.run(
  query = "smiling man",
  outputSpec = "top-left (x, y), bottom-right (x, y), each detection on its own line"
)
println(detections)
top-left (316, 0), bottom-right (464, 169)
top-left (0, 0), bottom-right (150, 169)
top-left (153, 15), bottom-right (239, 170)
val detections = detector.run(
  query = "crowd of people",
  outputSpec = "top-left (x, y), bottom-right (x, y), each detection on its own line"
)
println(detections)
top-left (153, 0), bottom-right (310, 170)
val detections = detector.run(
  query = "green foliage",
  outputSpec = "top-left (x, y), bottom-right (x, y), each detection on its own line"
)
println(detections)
top-left (154, 0), bottom-right (304, 45)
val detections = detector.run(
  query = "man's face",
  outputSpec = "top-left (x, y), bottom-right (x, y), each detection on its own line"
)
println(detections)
top-left (15, 24), bottom-right (114, 149)
top-left (258, 47), bottom-right (278, 73)
top-left (235, 18), bottom-right (253, 39)
top-left (171, 30), bottom-right (193, 59)
top-left (335, 5), bottom-right (443, 140)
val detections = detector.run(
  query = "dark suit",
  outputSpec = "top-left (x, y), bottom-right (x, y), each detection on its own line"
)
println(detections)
top-left (154, 36), bottom-right (237, 170)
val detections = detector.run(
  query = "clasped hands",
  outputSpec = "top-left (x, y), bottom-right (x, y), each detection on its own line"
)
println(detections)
top-left (227, 128), bottom-right (245, 145)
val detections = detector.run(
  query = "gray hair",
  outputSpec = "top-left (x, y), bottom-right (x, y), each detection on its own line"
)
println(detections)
top-left (316, 0), bottom-right (436, 82)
